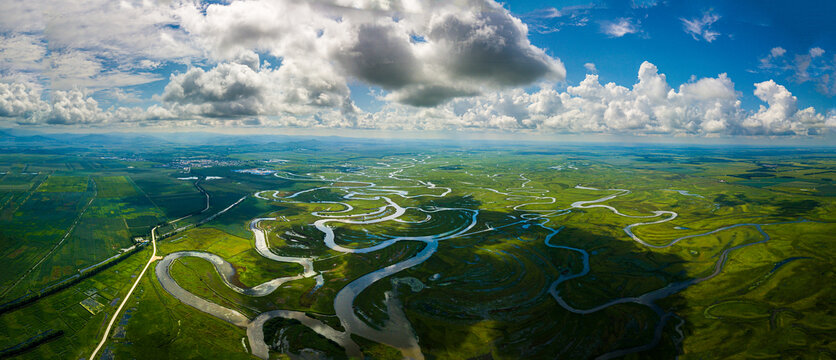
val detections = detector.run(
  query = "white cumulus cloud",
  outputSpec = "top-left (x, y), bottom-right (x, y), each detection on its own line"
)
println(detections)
top-left (160, 58), bottom-right (356, 119)
top-left (742, 80), bottom-right (829, 135)
top-left (176, 0), bottom-right (565, 107)
top-left (809, 47), bottom-right (825, 58)
top-left (365, 61), bottom-right (833, 136)
top-left (0, 82), bottom-right (48, 118)
top-left (42, 89), bottom-right (109, 125)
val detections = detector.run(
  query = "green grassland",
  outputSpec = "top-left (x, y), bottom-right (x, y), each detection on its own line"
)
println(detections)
top-left (161, 228), bottom-right (302, 286)
top-left (0, 141), bottom-right (833, 359)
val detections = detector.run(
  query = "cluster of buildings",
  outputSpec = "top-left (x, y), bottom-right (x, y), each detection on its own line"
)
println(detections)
top-left (162, 158), bottom-right (244, 171)
top-left (99, 156), bottom-right (145, 162)
top-left (233, 168), bottom-right (276, 175)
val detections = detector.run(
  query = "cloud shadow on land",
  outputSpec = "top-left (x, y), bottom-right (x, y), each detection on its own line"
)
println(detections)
top-left (346, 193), bottom-right (692, 359)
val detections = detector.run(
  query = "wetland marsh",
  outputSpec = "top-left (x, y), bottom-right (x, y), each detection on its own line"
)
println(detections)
top-left (0, 136), bottom-right (833, 359)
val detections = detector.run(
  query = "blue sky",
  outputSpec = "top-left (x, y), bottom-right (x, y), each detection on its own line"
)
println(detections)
top-left (510, 0), bottom-right (836, 111)
top-left (0, 0), bottom-right (834, 138)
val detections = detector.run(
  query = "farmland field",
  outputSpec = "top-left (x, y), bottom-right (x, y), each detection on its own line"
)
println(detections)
top-left (93, 176), bottom-right (136, 198)
top-left (38, 176), bottom-right (89, 193)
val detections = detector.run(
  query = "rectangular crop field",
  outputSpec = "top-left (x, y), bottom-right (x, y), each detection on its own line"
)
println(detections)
top-left (0, 172), bottom-right (39, 191)
top-left (39, 176), bottom-right (89, 193)
top-left (94, 176), bottom-right (137, 198)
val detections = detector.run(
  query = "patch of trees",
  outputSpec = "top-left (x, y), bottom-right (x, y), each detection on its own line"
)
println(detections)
top-left (0, 329), bottom-right (64, 358)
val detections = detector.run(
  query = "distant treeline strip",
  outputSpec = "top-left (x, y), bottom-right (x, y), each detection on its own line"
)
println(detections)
top-left (0, 243), bottom-right (147, 315)
top-left (0, 329), bottom-right (64, 358)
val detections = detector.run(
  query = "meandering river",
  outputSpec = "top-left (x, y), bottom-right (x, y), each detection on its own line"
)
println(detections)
top-left (155, 161), bottom-right (808, 359)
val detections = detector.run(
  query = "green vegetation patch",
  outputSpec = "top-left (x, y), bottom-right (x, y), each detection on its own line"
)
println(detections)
top-left (704, 300), bottom-right (771, 320)
top-left (815, 183), bottom-right (836, 196)
top-left (125, 215), bottom-right (160, 228)
top-left (79, 294), bottom-right (106, 315)
top-left (94, 176), bottom-right (137, 198)
top-left (0, 172), bottom-right (38, 191)
top-left (773, 199), bottom-right (820, 217)
top-left (262, 317), bottom-right (347, 359)
top-left (38, 176), bottom-right (89, 193)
